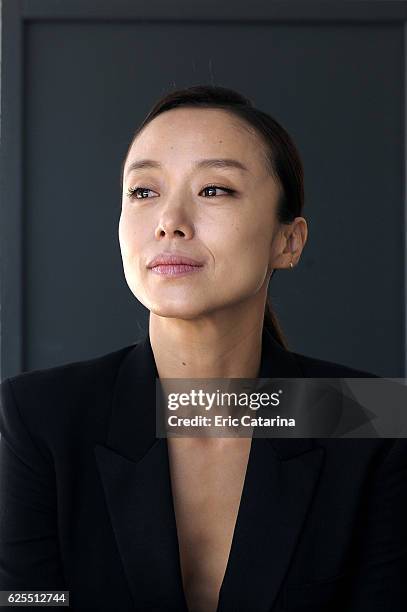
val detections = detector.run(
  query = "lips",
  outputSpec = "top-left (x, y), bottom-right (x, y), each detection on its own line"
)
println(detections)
top-left (147, 253), bottom-right (205, 268)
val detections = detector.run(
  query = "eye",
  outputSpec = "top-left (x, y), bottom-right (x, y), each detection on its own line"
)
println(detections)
top-left (200, 184), bottom-right (236, 198)
top-left (125, 184), bottom-right (236, 201)
top-left (125, 186), bottom-right (159, 200)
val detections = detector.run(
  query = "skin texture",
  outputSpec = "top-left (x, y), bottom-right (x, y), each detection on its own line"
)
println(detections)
top-left (119, 107), bottom-right (308, 381)
top-left (119, 107), bottom-right (308, 611)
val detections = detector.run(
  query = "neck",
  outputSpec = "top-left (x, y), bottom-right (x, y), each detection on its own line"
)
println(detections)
top-left (149, 298), bottom-right (267, 379)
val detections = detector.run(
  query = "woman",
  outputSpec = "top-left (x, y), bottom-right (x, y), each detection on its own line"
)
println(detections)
top-left (0, 85), bottom-right (406, 612)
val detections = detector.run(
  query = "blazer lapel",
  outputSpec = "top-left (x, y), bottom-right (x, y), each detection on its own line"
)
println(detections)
top-left (94, 327), bottom-right (325, 612)
top-left (94, 333), bottom-right (189, 611)
top-left (216, 329), bottom-right (325, 611)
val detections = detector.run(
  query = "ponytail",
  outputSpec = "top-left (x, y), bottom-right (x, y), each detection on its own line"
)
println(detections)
top-left (263, 296), bottom-right (289, 350)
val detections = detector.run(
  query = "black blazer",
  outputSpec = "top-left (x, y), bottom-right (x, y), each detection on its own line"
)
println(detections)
top-left (0, 327), bottom-right (406, 612)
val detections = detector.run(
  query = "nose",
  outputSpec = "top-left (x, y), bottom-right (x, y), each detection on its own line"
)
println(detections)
top-left (156, 226), bottom-right (187, 238)
top-left (155, 208), bottom-right (194, 240)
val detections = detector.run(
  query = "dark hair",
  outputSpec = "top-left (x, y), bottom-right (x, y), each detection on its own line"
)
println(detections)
top-left (120, 85), bottom-right (304, 349)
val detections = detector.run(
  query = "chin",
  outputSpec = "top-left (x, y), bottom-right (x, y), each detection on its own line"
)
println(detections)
top-left (148, 302), bottom-right (206, 320)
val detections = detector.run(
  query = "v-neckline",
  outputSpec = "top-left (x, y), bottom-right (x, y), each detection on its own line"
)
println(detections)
top-left (166, 435), bottom-right (254, 612)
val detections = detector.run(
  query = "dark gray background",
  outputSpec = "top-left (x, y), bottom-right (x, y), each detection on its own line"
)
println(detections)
top-left (1, 1), bottom-right (405, 380)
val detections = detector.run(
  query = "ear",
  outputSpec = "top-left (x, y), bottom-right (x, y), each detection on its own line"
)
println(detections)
top-left (269, 217), bottom-right (308, 270)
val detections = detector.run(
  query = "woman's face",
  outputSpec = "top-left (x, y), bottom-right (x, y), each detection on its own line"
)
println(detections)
top-left (119, 107), bottom-right (285, 320)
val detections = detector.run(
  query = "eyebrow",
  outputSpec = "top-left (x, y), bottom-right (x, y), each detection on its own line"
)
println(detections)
top-left (125, 158), bottom-right (250, 178)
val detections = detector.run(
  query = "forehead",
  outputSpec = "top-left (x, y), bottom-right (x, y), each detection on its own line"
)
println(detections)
top-left (125, 107), bottom-right (268, 172)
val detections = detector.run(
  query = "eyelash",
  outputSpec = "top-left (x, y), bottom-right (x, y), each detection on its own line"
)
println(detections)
top-left (125, 184), bottom-right (236, 200)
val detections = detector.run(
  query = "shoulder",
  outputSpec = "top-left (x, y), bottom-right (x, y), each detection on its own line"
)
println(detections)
top-left (290, 350), bottom-right (379, 378)
top-left (2, 342), bottom-right (135, 392)
top-left (1, 342), bottom-right (135, 402)
top-left (0, 342), bottom-right (136, 451)
top-left (288, 353), bottom-right (407, 468)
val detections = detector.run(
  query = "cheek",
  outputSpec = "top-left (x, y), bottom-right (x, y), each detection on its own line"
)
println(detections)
top-left (118, 212), bottom-right (151, 305)
top-left (118, 209), bottom-right (145, 260)
top-left (210, 221), bottom-right (270, 284)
